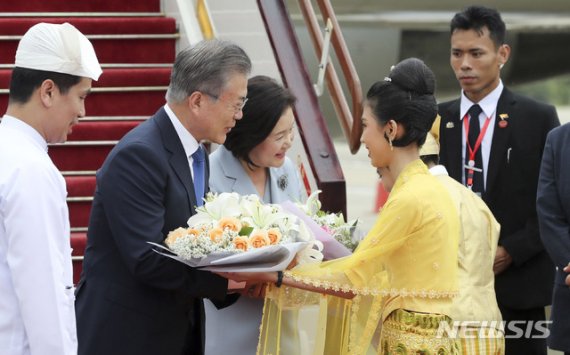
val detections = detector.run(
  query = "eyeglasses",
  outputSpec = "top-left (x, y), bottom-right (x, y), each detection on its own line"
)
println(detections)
top-left (203, 92), bottom-right (248, 114)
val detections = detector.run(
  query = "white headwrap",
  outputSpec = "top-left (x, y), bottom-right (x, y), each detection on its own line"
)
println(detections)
top-left (15, 22), bottom-right (102, 81)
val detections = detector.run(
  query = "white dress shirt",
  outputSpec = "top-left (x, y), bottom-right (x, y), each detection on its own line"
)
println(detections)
top-left (459, 81), bottom-right (504, 189)
top-left (164, 104), bottom-right (200, 178)
top-left (0, 115), bottom-right (76, 355)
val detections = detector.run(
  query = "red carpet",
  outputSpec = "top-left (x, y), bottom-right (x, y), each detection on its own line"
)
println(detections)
top-left (0, 0), bottom-right (172, 283)
top-left (0, 17), bottom-right (176, 63)
top-left (0, 0), bottom-right (160, 13)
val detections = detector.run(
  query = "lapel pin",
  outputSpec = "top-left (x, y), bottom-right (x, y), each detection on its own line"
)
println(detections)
top-left (446, 122), bottom-right (454, 129)
top-left (277, 174), bottom-right (288, 191)
top-left (498, 113), bottom-right (509, 128)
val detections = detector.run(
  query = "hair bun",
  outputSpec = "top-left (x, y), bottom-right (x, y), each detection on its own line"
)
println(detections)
top-left (389, 58), bottom-right (435, 95)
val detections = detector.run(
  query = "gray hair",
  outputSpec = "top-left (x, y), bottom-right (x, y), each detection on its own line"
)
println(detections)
top-left (166, 39), bottom-right (252, 103)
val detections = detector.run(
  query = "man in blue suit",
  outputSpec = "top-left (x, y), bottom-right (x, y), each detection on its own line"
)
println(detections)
top-left (75, 39), bottom-right (251, 355)
top-left (537, 123), bottom-right (570, 355)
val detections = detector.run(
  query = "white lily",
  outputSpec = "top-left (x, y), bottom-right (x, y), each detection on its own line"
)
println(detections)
top-left (187, 192), bottom-right (241, 226)
top-left (241, 199), bottom-right (288, 230)
top-left (300, 190), bottom-right (322, 216)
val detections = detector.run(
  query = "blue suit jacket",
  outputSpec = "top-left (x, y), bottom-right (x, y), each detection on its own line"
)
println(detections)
top-left (439, 88), bottom-right (559, 310)
top-left (75, 107), bottom-right (228, 355)
top-left (537, 123), bottom-right (570, 352)
top-left (208, 145), bottom-right (302, 203)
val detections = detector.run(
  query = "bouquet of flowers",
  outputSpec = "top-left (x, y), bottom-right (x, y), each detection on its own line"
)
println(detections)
top-left (297, 190), bottom-right (362, 252)
top-left (152, 192), bottom-right (322, 271)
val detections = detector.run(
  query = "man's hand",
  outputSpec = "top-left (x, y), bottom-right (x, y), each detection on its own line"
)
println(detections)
top-left (227, 280), bottom-right (246, 292)
top-left (494, 246), bottom-right (513, 275)
top-left (216, 271), bottom-right (277, 284)
top-left (242, 282), bottom-right (266, 299)
top-left (564, 263), bottom-right (570, 287)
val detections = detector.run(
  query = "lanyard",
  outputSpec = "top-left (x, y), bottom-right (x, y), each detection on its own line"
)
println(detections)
top-left (463, 113), bottom-right (492, 189)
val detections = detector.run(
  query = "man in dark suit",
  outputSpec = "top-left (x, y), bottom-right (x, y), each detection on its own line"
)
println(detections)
top-left (75, 39), bottom-right (251, 355)
top-left (438, 6), bottom-right (560, 355)
top-left (537, 123), bottom-right (570, 355)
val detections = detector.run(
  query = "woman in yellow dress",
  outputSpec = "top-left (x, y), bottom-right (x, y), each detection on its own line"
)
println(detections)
top-left (219, 58), bottom-right (461, 354)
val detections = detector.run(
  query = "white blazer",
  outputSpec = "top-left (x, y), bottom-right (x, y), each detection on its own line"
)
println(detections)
top-left (205, 145), bottom-right (303, 355)
top-left (208, 145), bottom-right (302, 203)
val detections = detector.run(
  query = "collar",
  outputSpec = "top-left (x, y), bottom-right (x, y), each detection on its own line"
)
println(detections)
top-left (391, 159), bottom-right (430, 194)
top-left (164, 104), bottom-right (200, 158)
top-left (1, 114), bottom-right (48, 152)
top-left (428, 164), bottom-right (449, 177)
top-left (460, 80), bottom-right (504, 120)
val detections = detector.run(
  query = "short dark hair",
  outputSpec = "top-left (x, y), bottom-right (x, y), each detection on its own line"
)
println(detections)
top-left (223, 75), bottom-right (296, 166)
top-left (450, 6), bottom-right (506, 48)
top-left (366, 58), bottom-right (437, 147)
top-left (420, 154), bottom-right (439, 167)
top-left (9, 67), bottom-right (81, 104)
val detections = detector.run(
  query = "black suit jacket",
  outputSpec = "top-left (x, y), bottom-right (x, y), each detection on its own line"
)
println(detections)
top-left (439, 88), bottom-right (559, 309)
top-left (75, 108), bottom-right (228, 355)
top-left (537, 123), bottom-right (570, 351)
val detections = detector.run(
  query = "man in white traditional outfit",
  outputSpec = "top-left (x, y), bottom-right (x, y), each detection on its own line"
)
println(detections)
top-left (420, 127), bottom-right (505, 354)
top-left (0, 23), bottom-right (101, 355)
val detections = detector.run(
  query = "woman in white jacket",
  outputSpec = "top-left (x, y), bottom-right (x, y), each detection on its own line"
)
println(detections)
top-left (204, 75), bottom-right (303, 355)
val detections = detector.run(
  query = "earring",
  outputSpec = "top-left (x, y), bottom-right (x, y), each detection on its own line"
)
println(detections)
top-left (389, 137), bottom-right (393, 151)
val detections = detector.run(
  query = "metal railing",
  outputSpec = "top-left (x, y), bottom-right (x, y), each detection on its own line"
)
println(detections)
top-left (257, 0), bottom-right (347, 215)
top-left (298, 0), bottom-right (363, 154)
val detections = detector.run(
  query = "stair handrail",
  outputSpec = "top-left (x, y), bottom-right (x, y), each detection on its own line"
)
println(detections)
top-left (196, 0), bottom-right (215, 40)
top-left (297, 0), bottom-right (363, 154)
top-left (257, 0), bottom-right (346, 216)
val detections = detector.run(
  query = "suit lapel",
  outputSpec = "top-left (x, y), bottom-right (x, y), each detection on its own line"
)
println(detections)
top-left (155, 109), bottom-right (197, 208)
top-left (218, 146), bottom-right (256, 195)
top-left (441, 100), bottom-right (464, 181)
top-left (485, 89), bottom-right (514, 200)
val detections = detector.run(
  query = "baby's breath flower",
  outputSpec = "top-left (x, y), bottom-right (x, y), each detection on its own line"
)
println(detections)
top-left (163, 192), bottom-right (319, 261)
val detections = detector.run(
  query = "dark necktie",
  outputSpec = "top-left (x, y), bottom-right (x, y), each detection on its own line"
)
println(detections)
top-left (466, 104), bottom-right (484, 194)
top-left (191, 146), bottom-right (205, 207)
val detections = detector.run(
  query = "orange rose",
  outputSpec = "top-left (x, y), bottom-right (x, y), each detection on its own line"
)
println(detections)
top-left (267, 228), bottom-right (282, 245)
top-left (208, 227), bottom-right (224, 242)
top-left (233, 236), bottom-right (249, 251)
top-left (186, 228), bottom-right (201, 237)
top-left (217, 217), bottom-right (242, 232)
top-left (165, 227), bottom-right (187, 247)
top-left (249, 230), bottom-right (271, 249)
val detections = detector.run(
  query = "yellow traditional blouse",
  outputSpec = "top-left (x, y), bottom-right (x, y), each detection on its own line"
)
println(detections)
top-left (258, 159), bottom-right (460, 354)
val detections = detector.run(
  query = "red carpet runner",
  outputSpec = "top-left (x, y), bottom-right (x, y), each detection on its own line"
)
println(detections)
top-left (0, 0), bottom-right (176, 283)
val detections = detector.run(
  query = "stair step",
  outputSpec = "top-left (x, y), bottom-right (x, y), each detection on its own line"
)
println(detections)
top-left (87, 91), bottom-right (166, 116)
top-left (0, 12), bottom-right (164, 18)
top-left (1, 88), bottom-right (166, 116)
top-left (0, 67), bottom-right (171, 89)
top-left (95, 68), bottom-right (171, 87)
top-left (68, 199), bottom-right (92, 229)
top-left (80, 116), bottom-right (147, 121)
top-left (0, 17), bottom-right (176, 36)
top-left (65, 175), bottom-right (96, 197)
top-left (0, 18), bottom-right (177, 64)
top-left (50, 143), bottom-right (115, 171)
top-left (0, 37), bottom-right (176, 66)
top-left (0, 0), bottom-right (160, 13)
top-left (71, 232), bottom-right (86, 285)
top-left (67, 120), bottom-right (143, 141)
